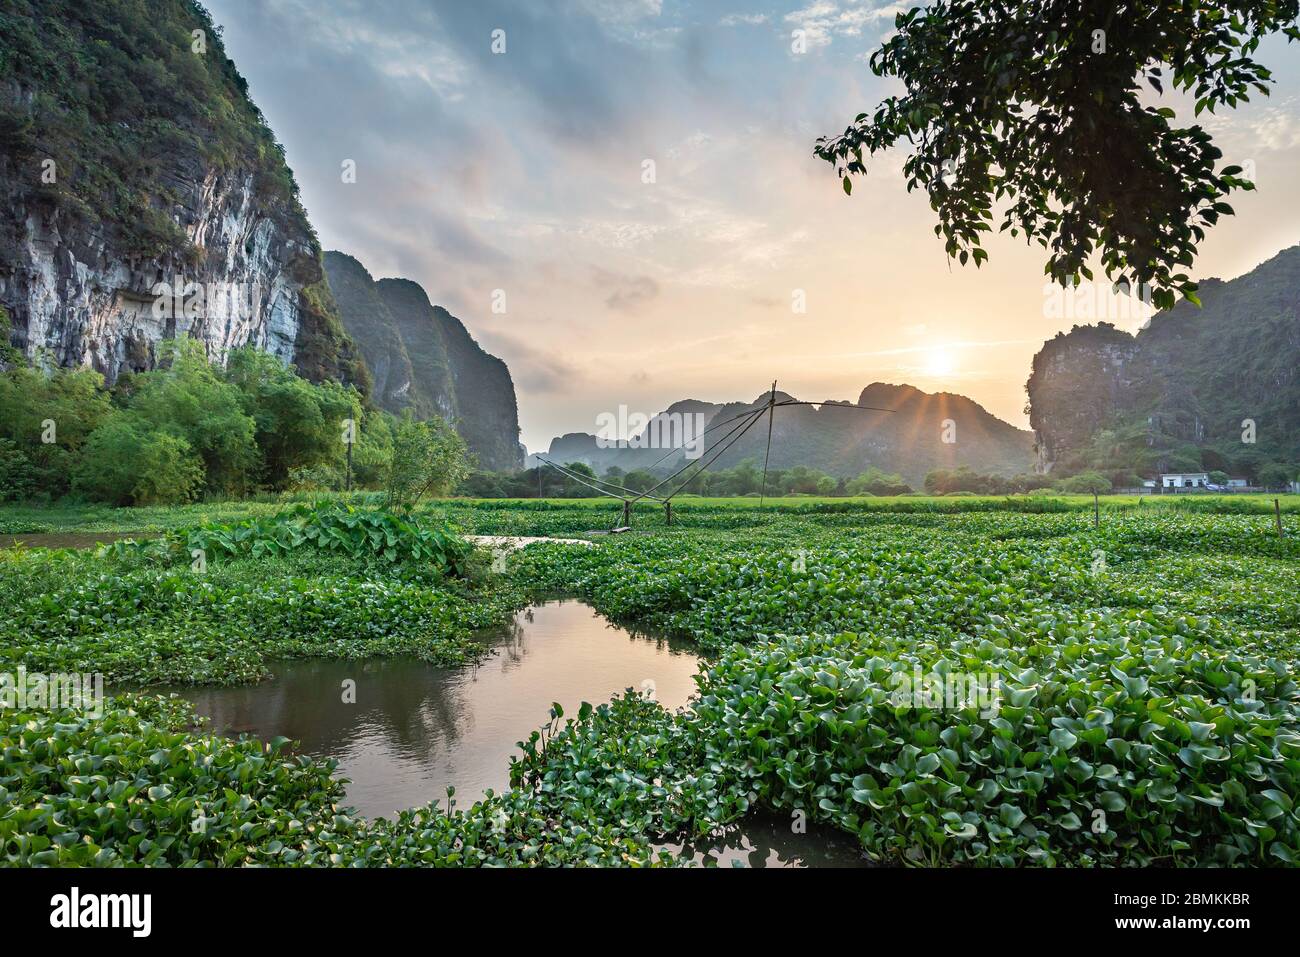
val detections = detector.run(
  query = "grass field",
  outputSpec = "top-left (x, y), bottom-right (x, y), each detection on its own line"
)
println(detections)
top-left (2, 497), bottom-right (1298, 866)
top-left (2, 491), bottom-right (1298, 536)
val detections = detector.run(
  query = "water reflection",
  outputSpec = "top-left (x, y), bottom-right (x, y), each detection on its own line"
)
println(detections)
top-left (661, 813), bottom-right (869, 868)
top-left (178, 599), bottom-right (700, 819)
top-left (174, 599), bottom-right (868, 867)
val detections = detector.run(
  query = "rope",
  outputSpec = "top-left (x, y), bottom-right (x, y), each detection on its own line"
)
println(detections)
top-left (760, 381), bottom-right (777, 506)
top-left (534, 456), bottom-right (665, 502)
top-left (659, 405), bottom-right (771, 503)
top-left (630, 406), bottom-right (767, 504)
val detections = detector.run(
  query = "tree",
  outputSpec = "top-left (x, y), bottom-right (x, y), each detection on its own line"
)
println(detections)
top-left (0, 363), bottom-right (112, 496)
top-left (73, 416), bottom-right (204, 505)
top-left (127, 339), bottom-right (259, 496)
top-left (847, 466), bottom-right (912, 496)
top-left (456, 469), bottom-right (506, 498)
top-left (620, 469), bottom-right (657, 493)
top-left (1258, 462), bottom-right (1295, 489)
top-left (925, 466), bottom-right (999, 494)
top-left (1056, 470), bottom-right (1113, 494)
top-left (385, 412), bottom-right (470, 511)
top-left (225, 346), bottom-right (359, 488)
top-left (559, 461), bottom-right (599, 497)
top-left (0, 438), bottom-right (41, 501)
top-left (817, 1), bottom-right (1300, 308)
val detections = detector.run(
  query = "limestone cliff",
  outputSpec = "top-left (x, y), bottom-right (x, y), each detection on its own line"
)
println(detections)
top-left (1026, 245), bottom-right (1300, 475)
top-left (323, 252), bottom-right (524, 471)
top-left (0, 0), bottom-right (365, 388)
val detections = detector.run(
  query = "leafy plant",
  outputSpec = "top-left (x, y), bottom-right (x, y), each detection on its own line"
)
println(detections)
top-left (158, 502), bottom-right (474, 573)
top-left (386, 411), bottom-right (471, 512)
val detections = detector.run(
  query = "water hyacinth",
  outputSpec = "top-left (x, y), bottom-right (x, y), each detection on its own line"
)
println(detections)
top-left (2, 502), bottom-right (1298, 866)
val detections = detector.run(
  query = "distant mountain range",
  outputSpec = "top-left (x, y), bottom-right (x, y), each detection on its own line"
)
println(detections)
top-left (1027, 244), bottom-right (1300, 478)
top-left (533, 383), bottom-right (1035, 485)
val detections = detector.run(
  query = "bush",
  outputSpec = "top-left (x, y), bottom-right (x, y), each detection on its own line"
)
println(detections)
top-left (0, 363), bottom-right (111, 498)
top-left (1259, 463), bottom-right (1296, 489)
top-left (73, 417), bottom-right (204, 505)
top-left (386, 412), bottom-right (470, 510)
top-left (134, 502), bottom-right (474, 574)
top-left (0, 439), bottom-right (41, 502)
top-left (128, 339), bottom-right (260, 496)
top-left (0, 694), bottom-right (354, 866)
top-left (846, 467), bottom-right (912, 496)
top-left (1055, 471), bottom-right (1113, 494)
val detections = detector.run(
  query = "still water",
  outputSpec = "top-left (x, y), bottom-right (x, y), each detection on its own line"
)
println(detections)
top-left (177, 599), bottom-right (866, 867)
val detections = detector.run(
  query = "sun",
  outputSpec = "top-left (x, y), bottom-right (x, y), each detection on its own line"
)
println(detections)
top-left (923, 347), bottom-right (957, 378)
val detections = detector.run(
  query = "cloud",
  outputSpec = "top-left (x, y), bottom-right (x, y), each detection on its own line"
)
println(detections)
top-left (592, 267), bottom-right (661, 311)
top-left (201, 0), bottom-right (1300, 451)
top-left (472, 326), bottom-right (584, 393)
top-left (1248, 103), bottom-right (1300, 152)
top-left (784, 0), bottom-right (902, 50)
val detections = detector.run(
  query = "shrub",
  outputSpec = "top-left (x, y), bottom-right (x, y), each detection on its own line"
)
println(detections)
top-left (134, 502), bottom-right (474, 575)
top-left (1055, 471), bottom-right (1113, 494)
top-left (386, 412), bottom-right (470, 511)
top-left (73, 417), bottom-right (204, 505)
top-left (0, 439), bottom-right (41, 502)
top-left (128, 339), bottom-right (260, 496)
top-left (693, 624), bottom-right (1300, 866)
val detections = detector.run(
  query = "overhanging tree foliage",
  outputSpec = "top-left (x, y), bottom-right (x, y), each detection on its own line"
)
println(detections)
top-left (816, 0), bottom-right (1300, 308)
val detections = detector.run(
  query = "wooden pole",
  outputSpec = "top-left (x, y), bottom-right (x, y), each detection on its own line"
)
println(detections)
top-left (1276, 498), bottom-right (1285, 539)
top-left (759, 380), bottom-right (777, 506)
top-left (622, 499), bottom-right (631, 528)
top-left (665, 501), bottom-right (673, 526)
top-left (1093, 492), bottom-right (1099, 529)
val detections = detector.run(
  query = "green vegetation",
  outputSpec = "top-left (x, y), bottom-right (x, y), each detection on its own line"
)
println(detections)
top-left (461, 460), bottom-right (1245, 499)
top-left (0, 0), bottom-right (310, 250)
top-left (2, 497), bottom-right (1298, 867)
top-left (0, 0), bottom-right (298, 256)
top-left (0, 340), bottom-right (468, 506)
top-left (115, 502), bottom-right (473, 572)
top-left (0, 504), bottom-right (510, 686)
top-left (385, 413), bottom-right (470, 510)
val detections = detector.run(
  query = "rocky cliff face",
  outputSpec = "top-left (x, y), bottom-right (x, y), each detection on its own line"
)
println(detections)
top-left (0, 164), bottom-right (357, 384)
top-left (0, 1), bottom-right (364, 389)
top-left (1026, 245), bottom-right (1300, 474)
top-left (1026, 324), bottom-right (1148, 472)
top-left (322, 252), bottom-right (416, 410)
top-left (323, 252), bottom-right (524, 471)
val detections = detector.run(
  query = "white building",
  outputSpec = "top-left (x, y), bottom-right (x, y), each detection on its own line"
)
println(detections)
top-left (1162, 472), bottom-right (1209, 489)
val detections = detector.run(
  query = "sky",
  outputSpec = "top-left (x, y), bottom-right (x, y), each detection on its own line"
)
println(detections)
top-left (205, 0), bottom-right (1300, 453)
